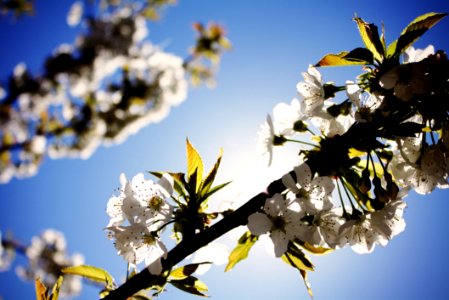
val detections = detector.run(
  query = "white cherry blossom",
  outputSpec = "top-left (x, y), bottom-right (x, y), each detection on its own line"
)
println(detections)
top-left (339, 200), bottom-right (407, 254)
top-left (107, 223), bottom-right (167, 274)
top-left (282, 163), bottom-right (335, 214)
top-left (297, 65), bottom-right (325, 117)
top-left (247, 193), bottom-right (304, 257)
top-left (272, 98), bottom-right (305, 136)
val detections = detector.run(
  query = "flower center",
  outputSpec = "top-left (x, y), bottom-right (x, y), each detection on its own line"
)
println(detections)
top-left (142, 234), bottom-right (156, 245)
top-left (148, 196), bottom-right (163, 211)
top-left (271, 216), bottom-right (286, 232)
top-left (296, 188), bottom-right (309, 200)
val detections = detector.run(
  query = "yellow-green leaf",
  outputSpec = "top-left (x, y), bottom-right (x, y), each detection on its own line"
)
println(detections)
top-left (300, 241), bottom-right (333, 256)
top-left (169, 276), bottom-right (208, 297)
top-left (300, 269), bottom-right (314, 299)
top-left (225, 231), bottom-right (258, 272)
top-left (186, 138), bottom-right (204, 193)
top-left (62, 265), bottom-right (114, 288)
top-left (387, 12), bottom-right (447, 58)
top-left (168, 263), bottom-right (210, 280)
top-left (315, 48), bottom-right (373, 67)
top-left (353, 17), bottom-right (385, 62)
top-left (49, 276), bottom-right (63, 300)
top-left (218, 37), bottom-right (232, 50)
top-left (35, 278), bottom-right (48, 300)
top-left (131, 295), bottom-right (153, 300)
top-left (281, 244), bottom-right (314, 272)
top-left (199, 147), bottom-right (223, 196)
top-left (348, 148), bottom-right (366, 158)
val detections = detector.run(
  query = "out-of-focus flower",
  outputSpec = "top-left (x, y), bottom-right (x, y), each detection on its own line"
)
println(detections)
top-left (0, 7), bottom-right (189, 183)
top-left (272, 98), bottom-right (306, 136)
top-left (67, 1), bottom-right (83, 27)
top-left (15, 229), bottom-right (84, 298)
top-left (190, 242), bottom-right (229, 275)
top-left (257, 114), bottom-right (284, 166)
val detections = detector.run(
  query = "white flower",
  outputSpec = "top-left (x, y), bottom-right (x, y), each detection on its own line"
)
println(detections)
top-left (67, 1), bottom-right (83, 27)
top-left (370, 200), bottom-right (407, 247)
top-left (15, 229), bottom-right (84, 297)
top-left (0, 232), bottom-right (15, 272)
top-left (122, 173), bottom-right (174, 230)
top-left (272, 98), bottom-right (305, 136)
top-left (191, 242), bottom-right (229, 275)
top-left (106, 173), bottom-right (174, 230)
top-left (282, 163), bottom-right (335, 214)
top-left (339, 200), bottom-right (407, 254)
top-left (346, 81), bottom-right (362, 108)
top-left (390, 140), bottom-right (449, 195)
top-left (247, 193), bottom-right (304, 257)
top-left (30, 135), bottom-right (47, 155)
top-left (107, 223), bottom-right (167, 273)
top-left (379, 58), bottom-right (431, 102)
top-left (257, 114), bottom-right (278, 166)
top-left (106, 173), bottom-right (131, 227)
top-left (306, 208), bottom-right (347, 248)
top-left (403, 45), bottom-right (434, 63)
top-left (297, 65), bottom-right (325, 117)
top-left (338, 217), bottom-right (376, 254)
top-left (311, 109), bottom-right (354, 138)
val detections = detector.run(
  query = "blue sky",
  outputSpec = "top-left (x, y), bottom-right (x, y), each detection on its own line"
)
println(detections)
top-left (1, 1), bottom-right (449, 299)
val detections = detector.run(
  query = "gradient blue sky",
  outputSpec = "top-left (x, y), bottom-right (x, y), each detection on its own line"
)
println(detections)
top-left (1, 1), bottom-right (449, 299)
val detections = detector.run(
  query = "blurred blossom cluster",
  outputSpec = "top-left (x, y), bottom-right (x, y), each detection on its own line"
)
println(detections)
top-left (0, 0), bottom-right (34, 18)
top-left (0, 2), bottom-right (193, 183)
top-left (1, 229), bottom-right (84, 298)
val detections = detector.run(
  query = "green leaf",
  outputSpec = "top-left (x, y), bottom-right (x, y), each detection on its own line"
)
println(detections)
top-left (49, 276), bottom-right (63, 300)
top-left (150, 171), bottom-right (187, 197)
top-left (225, 231), bottom-right (258, 272)
top-left (131, 295), bottom-right (153, 300)
top-left (353, 17), bottom-right (385, 62)
top-left (35, 278), bottom-right (48, 300)
top-left (298, 241), bottom-right (333, 256)
top-left (200, 181), bottom-right (232, 202)
top-left (199, 148), bottom-right (223, 196)
top-left (315, 48), bottom-right (373, 67)
top-left (168, 263), bottom-right (211, 280)
top-left (169, 276), bottom-right (208, 297)
top-left (299, 269), bottom-right (314, 299)
top-left (186, 138), bottom-right (204, 193)
top-left (281, 243), bottom-right (314, 271)
top-left (387, 12), bottom-right (447, 58)
top-left (62, 265), bottom-right (114, 288)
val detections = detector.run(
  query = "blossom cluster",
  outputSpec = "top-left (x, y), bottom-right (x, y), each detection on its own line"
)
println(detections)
top-left (253, 41), bottom-right (449, 259)
top-left (106, 173), bottom-right (174, 274)
top-left (8, 229), bottom-right (85, 298)
top-left (0, 4), bottom-right (188, 183)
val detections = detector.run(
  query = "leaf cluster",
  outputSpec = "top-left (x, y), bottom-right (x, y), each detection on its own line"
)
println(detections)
top-left (316, 12), bottom-right (447, 69)
top-left (151, 139), bottom-right (230, 240)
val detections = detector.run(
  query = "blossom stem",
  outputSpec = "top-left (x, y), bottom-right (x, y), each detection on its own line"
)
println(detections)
top-left (335, 178), bottom-right (348, 216)
top-left (102, 174), bottom-right (288, 300)
top-left (284, 138), bottom-right (319, 148)
top-left (374, 150), bottom-right (387, 173)
top-left (341, 177), bottom-right (367, 213)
